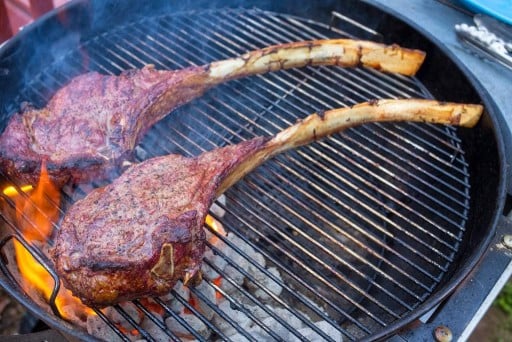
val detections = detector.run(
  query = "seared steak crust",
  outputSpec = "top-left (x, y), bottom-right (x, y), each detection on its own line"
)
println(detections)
top-left (51, 138), bottom-right (268, 306)
top-left (0, 66), bottom-right (208, 186)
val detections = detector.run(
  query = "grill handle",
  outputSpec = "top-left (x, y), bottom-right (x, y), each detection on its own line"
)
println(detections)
top-left (217, 99), bottom-right (483, 195)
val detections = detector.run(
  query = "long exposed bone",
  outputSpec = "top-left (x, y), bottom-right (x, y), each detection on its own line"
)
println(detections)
top-left (206, 39), bottom-right (426, 81)
top-left (52, 99), bottom-right (482, 307)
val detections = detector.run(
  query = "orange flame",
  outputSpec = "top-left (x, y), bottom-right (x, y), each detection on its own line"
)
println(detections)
top-left (14, 161), bottom-right (59, 241)
top-left (7, 161), bottom-right (94, 321)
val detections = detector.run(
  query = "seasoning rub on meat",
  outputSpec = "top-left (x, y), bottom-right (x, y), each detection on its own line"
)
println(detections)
top-left (0, 39), bottom-right (425, 187)
top-left (51, 99), bottom-right (483, 307)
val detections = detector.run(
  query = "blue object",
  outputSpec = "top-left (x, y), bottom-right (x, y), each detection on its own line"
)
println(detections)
top-left (458, 0), bottom-right (512, 25)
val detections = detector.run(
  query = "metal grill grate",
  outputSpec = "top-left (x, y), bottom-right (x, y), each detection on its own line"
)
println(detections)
top-left (0, 8), bottom-right (470, 341)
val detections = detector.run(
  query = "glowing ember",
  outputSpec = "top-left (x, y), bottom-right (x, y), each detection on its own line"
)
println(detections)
top-left (185, 295), bottom-right (198, 315)
top-left (140, 298), bottom-right (164, 317)
top-left (115, 324), bottom-right (140, 337)
top-left (6, 161), bottom-right (94, 321)
top-left (213, 276), bottom-right (223, 301)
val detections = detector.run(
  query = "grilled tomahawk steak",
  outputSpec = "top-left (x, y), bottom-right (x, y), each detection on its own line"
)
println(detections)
top-left (0, 39), bottom-right (425, 187)
top-left (51, 99), bottom-right (483, 307)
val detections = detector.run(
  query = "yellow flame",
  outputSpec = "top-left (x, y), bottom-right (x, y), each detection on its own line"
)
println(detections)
top-left (205, 214), bottom-right (227, 245)
top-left (5, 162), bottom-right (95, 320)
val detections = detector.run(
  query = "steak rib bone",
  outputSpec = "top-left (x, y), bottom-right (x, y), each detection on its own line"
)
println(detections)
top-left (0, 39), bottom-right (425, 187)
top-left (51, 99), bottom-right (482, 307)
top-left (206, 39), bottom-right (425, 82)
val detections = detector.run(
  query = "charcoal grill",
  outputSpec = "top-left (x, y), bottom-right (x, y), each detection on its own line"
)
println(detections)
top-left (0, 0), bottom-right (510, 341)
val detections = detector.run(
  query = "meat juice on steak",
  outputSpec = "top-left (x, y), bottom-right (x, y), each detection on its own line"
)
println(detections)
top-left (51, 99), bottom-right (483, 307)
top-left (0, 39), bottom-right (425, 187)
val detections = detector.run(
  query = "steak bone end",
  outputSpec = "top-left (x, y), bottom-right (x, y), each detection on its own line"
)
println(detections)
top-left (151, 244), bottom-right (174, 280)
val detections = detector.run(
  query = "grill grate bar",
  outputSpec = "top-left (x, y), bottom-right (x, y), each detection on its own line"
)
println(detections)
top-left (109, 39), bottom-right (156, 69)
top-left (218, 220), bottom-right (374, 337)
top-left (369, 123), bottom-right (470, 189)
top-left (206, 241), bottom-right (347, 338)
top-left (78, 48), bottom-right (119, 74)
top-left (99, 44), bottom-right (143, 70)
top-left (250, 161), bottom-right (442, 287)
top-left (164, 288), bottom-right (239, 342)
top-left (113, 304), bottom-right (157, 342)
top-left (187, 273), bottom-right (284, 342)
top-left (156, 295), bottom-right (210, 342)
top-left (241, 175), bottom-right (421, 308)
top-left (187, 279), bottom-right (279, 341)
top-left (135, 31), bottom-right (199, 68)
top-left (387, 123), bottom-right (468, 166)
top-left (411, 120), bottom-right (465, 146)
top-left (220, 200), bottom-right (380, 331)
top-left (132, 300), bottom-right (182, 342)
top-left (320, 138), bottom-right (466, 239)
top-left (352, 127), bottom-right (469, 214)
top-left (0, 183), bottom-right (63, 245)
top-left (93, 309), bottom-right (132, 342)
top-left (297, 137), bottom-right (463, 249)
top-left (45, 58), bottom-right (85, 84)
top-left (168, 286), bottom-right (240, 341)
top-left (329, 135), bottom-right (468, 228)
top-left (352, 67), bottom-right (425, 97)
top-left (222, 189), bottom-right (392, 325)
top-left (336, 133), bottom-right (468, 225)
top-left (19, 81), bottom-right (49, 108)
top-left (274, 144), bottom-right (461, 253)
